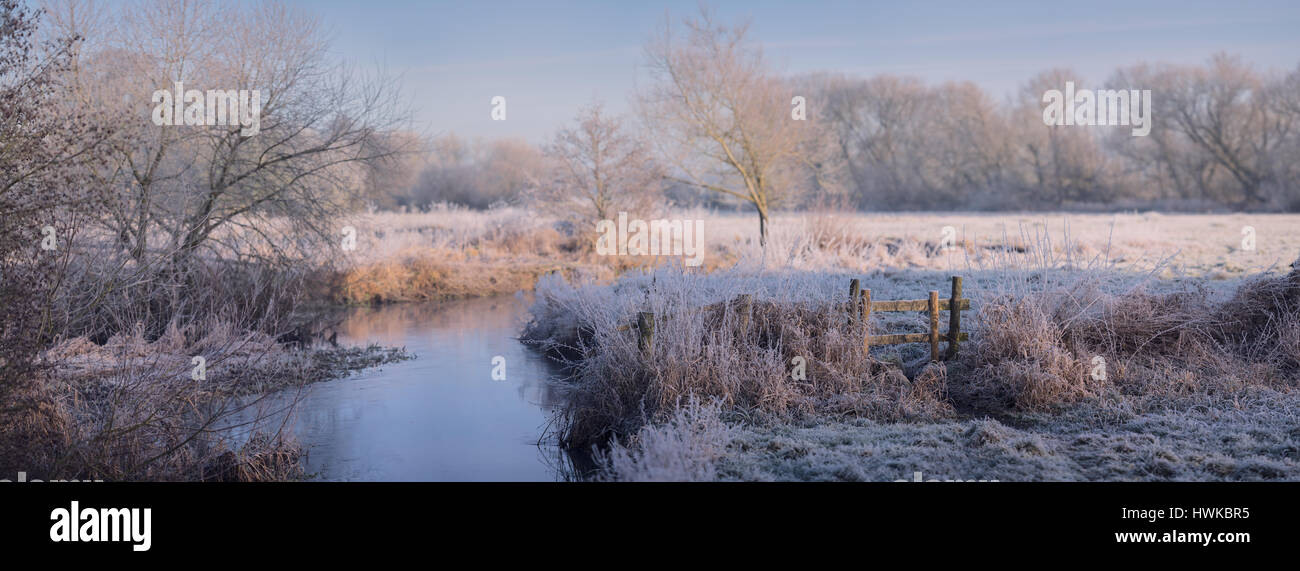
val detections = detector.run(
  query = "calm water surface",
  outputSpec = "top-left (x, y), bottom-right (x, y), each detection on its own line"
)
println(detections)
top-left (273, 295), bottom-right (569, 481)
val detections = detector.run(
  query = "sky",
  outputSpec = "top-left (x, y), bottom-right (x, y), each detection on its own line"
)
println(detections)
top-left (291, 0), bottom-right (1300, 143)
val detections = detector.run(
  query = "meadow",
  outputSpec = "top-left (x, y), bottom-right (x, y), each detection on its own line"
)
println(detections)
top-left (19, 205), bottom-right (1294, 482)
top-left (337, 208), bottom-right (1300, 299)
top-left (473, 209), bottom-right (1298, 481)
top-left (7, 0), bottom-right (1299, 485)
top-left (296, 207), bottom-right (1300, 481)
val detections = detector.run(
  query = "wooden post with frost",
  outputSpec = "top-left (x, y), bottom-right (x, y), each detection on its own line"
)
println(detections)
top-left (861, 288), bottom-right (872, 353)
top-left (928, 291), bottom-right (940, 362)
top-left (736, 294), bottom-right (753, 335)
top-left (946, 276), bottom-right (963, 360)
top-left (848, 279), bottom-right (860, 323)
top-left (637, 311), bottom-right (655, 359)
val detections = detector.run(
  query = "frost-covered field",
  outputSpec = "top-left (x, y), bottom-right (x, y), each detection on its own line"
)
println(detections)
top-left (717, 399), bottom-right (1300, 481)
top-left (325, 208), bottom-right (1300, 481)
top-left (697, 210), bottom-right (1298, 278)
top-left (508, 210), bottom-right (1300, 482)
top-left (353, 209), bottom-right (1300, 279)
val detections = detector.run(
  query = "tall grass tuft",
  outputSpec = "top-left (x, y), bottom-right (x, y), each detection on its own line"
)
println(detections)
top-left (593, 396), bottom-right (732, 482)
top-left (524, 265), bottom-right (953, 450)
top-left (960, 255), bottom-right (1300, 412)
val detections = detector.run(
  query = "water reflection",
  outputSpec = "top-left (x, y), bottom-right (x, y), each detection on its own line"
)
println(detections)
top-left (274, 294), bottom-right (573, 481)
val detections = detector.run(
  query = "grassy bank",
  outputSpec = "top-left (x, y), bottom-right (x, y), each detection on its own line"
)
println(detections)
top-left (523, 235), bottom-right (1300, 480)
top-left (2, 243), bottom-right (414, 482)
top-left (3, 319), bottom-right (409, 482)
top-left (328, 208), bottom-right (609, 304)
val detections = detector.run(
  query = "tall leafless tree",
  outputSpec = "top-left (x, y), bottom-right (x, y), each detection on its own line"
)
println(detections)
top-left (640, 8), bottom-right (830, 246)
top-left (47, 0), bottom-right (409, 269)
top-left (0, 0), bottom-right (109, 396)
top-left (540, 100), bottom-right (662, 225)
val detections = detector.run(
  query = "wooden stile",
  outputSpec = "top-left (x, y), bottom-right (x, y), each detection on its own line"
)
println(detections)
top-left (621, 277), bottom-right (970, 364)
top-left (849, 276), bottom-right (970, 360)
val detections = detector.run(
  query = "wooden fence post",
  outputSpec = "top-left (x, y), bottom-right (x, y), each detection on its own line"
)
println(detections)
top-left (928, 291), bottom-right (940, 362)
top-left (861, 288), bottom-right (872, 352)
top-left (736, 294), bottom-right (753, 335)
top-left (637, 311), bottom-right (655, 358)
top-left (848, 279), bottom-right (860, 323)
top-left (946, 276), bottom-right (962, 360)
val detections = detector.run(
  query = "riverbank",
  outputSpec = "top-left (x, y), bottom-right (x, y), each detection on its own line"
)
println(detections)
top-left (526, 254), bottom-right (1300, 481)
top-left (3, 321), bottom-right (410, 483)
top-left (327, 208), bottom-right (612, 304)
top-left (595, 397), bottom-right (1300, 481)
top-left (716, 398), bottom-right (1300, 481)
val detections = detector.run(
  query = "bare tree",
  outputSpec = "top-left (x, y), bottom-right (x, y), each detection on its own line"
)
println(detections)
top-left (1013, 69), bottom-right (1110, 205)
top-left (821, 74), bottom-right (931, 207)
top-left (48, 0), bottom-right (408, 268)
top-left (922, 81), bottom-right (1017, 205)
top-left (1157, 54), bottom-right (1286, 208)
top-left (1105, 55), bottom-right (1296, 208)
top-left (1107, 63), bottom-right (1215, 203)
top-left (411, 135), bottom-right (546, 209)
top-left (820, 74), bottom-right (1019, 209)
top-left (540, 100), bottom-right (662, 225)
top-left (0, 0), bottom-right (113, 474)
top-left (360, 130), bottom-right (430, 210)
top-left (481, 138), bottom-right (546, 208)
top-left (1264, 64), bottom-right (1300, 208)
top-left (639, 8), bottom-right (828, 246)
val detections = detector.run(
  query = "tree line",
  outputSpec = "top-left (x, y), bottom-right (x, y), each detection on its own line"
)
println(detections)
top-left (378, 9), bottom-right (1300, 247)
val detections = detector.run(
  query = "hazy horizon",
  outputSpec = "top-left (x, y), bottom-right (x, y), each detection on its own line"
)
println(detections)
top-left (296, 0), bottom-right (1300, 142)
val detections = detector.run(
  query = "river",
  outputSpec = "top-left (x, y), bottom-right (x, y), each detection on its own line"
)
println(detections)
top-left (257, 295), bottom-right (574, 481)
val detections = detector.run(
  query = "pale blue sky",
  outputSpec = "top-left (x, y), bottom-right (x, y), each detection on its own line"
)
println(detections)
top-left (292, 0), bottom-right (1300, 142)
